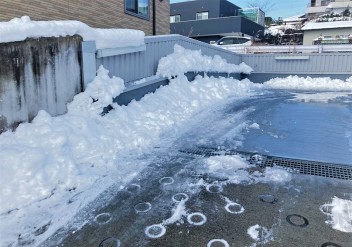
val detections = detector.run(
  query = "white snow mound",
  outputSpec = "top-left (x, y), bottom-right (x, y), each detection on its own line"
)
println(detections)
top-left (0, 16), bottom-right (145, 49)
top-left (157, 44), bottom-right (253, 78)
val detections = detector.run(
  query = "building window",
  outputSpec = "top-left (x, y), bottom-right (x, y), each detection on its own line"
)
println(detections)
top-left (170, 15), bottom-right (181, 23)
top-left (196, 11), bottom-right (209, 20)
top-left (125, 0), bottom-right (149, 19)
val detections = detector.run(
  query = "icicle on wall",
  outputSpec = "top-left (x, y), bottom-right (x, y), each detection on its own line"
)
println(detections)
top-left (0, 35), bottom-right (83, 132)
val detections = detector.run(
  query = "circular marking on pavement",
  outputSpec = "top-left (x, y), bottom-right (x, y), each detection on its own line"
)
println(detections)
top-left (145, 224), bottom-right (166, 239)
top-left (159, 177), bottom-right (174, 185)
top-left (134, 202), bottom-right (152, 213)
top-left (125, 184), bottom-right (140, 193)
top-left (321, 243), bottom-right (341, 247)
top-left (286, 214), bottom-right (309, 227)
top-left (225, 203), bottom-right (244, 214)
top-left (206, 184), bottom-right (223, 193)
top-left (187, 212), bottom-right (207, 226)
top-left (94, 213), bottom-right (112, 225)
top-left (172, 193), bottom-right (189, 203)
top-left (98, 237), bottom-right (121, 247)
top-left (207, 239), bottom-right (230, 247)
top-left (259, 194), bottom-right (277, 204)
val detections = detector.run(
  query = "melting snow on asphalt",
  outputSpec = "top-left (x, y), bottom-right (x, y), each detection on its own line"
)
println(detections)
top-left (247, 224), bottom-right (273, 246)
top-left (320, 196), bottom-right (352, 233)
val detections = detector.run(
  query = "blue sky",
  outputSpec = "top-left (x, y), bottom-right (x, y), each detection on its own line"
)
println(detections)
top-left (170, 0), bottom-right (309, 19)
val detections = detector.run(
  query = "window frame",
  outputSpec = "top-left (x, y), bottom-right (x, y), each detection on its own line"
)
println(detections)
top-left (196, 11), bottom-right (209, 20)
top-left (125, 0), bottom-right (150, 20)
top-left (170, 15), bottom-right (181, 23)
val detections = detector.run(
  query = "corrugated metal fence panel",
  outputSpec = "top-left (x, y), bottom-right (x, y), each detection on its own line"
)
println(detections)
top-left (242, 53), bottom-right (352, 74)
top-left (96, 35), bottom-right (242, 83)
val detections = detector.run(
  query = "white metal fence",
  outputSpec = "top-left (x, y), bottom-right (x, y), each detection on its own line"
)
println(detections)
top-left (219, 44), bottom-right (352, 54)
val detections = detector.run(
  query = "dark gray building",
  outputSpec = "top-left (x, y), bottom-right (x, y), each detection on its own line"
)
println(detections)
top-left (170, 0), bottom-right (265, 43)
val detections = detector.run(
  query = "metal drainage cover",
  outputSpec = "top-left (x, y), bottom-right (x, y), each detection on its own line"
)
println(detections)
top-left (179, 147), bottom-right (352, 180)
top-left (263, 155), bottom-right (352, 180)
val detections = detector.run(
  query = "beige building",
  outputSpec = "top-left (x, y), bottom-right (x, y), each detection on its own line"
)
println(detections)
top-left (301, 21), bottom-right (352, 45)
top-left (0, 0), bottom-right (170, 35)
top-left (307, 0), bottom-right (352, 20)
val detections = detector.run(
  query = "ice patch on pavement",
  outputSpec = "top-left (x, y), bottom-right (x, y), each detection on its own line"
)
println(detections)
top-left (320, 196), bottom-right (352, 233)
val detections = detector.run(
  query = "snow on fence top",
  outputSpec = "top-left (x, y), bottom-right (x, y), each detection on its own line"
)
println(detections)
top-left (0, 16), bottom-right (145, 49)
top-left (156, 44), bottom-right (253, 78)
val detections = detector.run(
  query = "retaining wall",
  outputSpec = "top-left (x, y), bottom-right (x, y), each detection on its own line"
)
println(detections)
top-left (0, 35), bottom-right (83, 131)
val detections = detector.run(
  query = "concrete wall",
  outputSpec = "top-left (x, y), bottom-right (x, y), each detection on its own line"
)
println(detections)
top-left (0, 36), bottom-right (83, 131)
top-left (0, 0), bottom-right (170, 35)
top-left (303, 27), bottom-right (352, 45)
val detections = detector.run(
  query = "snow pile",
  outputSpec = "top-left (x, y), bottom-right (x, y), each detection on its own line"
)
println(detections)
top-left (247, 224), bottom-right (273, 245)
top-left (262, 167), bottom-right (292, 183)
top-left (264, 24), bottom-right (296, 36)
top-left (156, 44), bottom-right (253, 78)
top-left (320, 197), bottom-right (352, 232)
top-left (204, 155), bottom-right (292, 185)
top-left (264, 75), bottom-right (352, 91)
top-left (0, 16), bottom-right (145, 49)
top-left (206, 155), bottom-right (249, 172)
top-left (292, 92), bottom-right (351, 103)
top-left (162, 199), bottom-right (188, 226)
top-left (68, 66), bottom-right (125, 115)
top-left (0, 66), bottom-right (124, 215)
top-left (0, 67), bottom-right (258, 246)
top-left (249, 123), bottom-right (260, 129)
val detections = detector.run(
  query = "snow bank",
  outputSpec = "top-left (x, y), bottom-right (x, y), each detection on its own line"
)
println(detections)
top-left (0, 16), bottom-right (145, 49)
top-left (264, 75), bottom-right (352, 91)
top-left (320, 197), bottom-right (352, 232)
top-left (156, 44), bottom-right (253, 78)
top-left (292, 92), bottom-right (351, 103)
top-left (0, 66), bottom-right (258, 245)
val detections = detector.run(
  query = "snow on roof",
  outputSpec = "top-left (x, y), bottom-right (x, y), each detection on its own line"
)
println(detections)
top-left (302, 20), bottom-right (352, 30)
top-left (0, 16), bottom-right (145, 49)
top-left (283, 14), bottom-right (306, 22)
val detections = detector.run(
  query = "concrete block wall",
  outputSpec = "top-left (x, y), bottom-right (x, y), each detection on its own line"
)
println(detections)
top-left (0, 0), bottom-right (170, 36)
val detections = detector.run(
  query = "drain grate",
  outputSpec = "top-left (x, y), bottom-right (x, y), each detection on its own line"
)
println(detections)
top-left (179, 147), bottom-right (352, 180)
top-left (263, 155), bottom-right (352, 180)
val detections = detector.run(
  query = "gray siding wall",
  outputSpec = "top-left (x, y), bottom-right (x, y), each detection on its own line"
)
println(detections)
top-left (170, 0), bottom-right (221, 21)
top-left (96, 35), bottom-right (242, 83)
top-left (170, 16), bottom-right (264, 38)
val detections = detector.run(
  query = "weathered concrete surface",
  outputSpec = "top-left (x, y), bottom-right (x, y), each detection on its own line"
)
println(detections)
top-left (0, 35), bottom-right (82, 131)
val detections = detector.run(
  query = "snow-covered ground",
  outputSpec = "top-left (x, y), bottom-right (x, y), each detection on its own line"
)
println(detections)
top-left (1, 44), bottom-right (352, 246)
